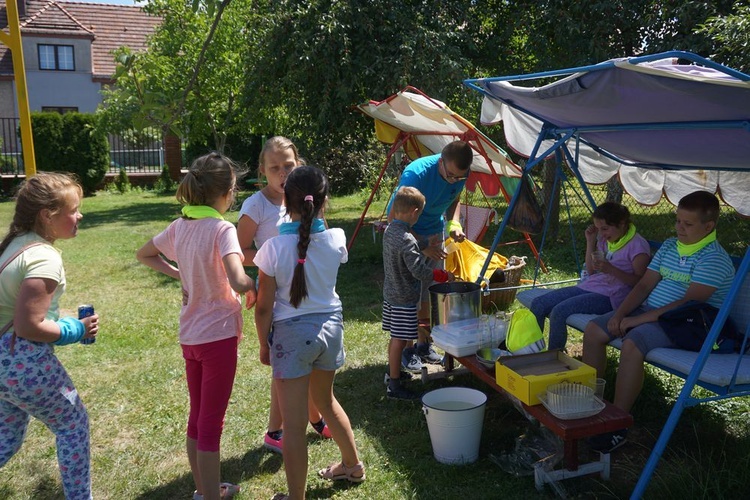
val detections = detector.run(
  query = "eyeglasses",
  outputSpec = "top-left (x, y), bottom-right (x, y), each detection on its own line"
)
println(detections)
top-left (439, 158), bottom-right (468, 181)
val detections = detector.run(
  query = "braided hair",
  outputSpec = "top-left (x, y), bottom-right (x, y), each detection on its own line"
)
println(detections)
top-left (284, 166), bottom-right (328, 308)
top-left (0, 172), bottom-right (82, 254)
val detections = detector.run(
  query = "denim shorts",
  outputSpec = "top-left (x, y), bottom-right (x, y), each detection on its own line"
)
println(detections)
top-left (591, 307), bottom-right (676, 355)
top-left (269, 312), bottom-right (345, 379)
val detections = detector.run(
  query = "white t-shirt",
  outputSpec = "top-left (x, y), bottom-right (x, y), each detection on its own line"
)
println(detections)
top-left (254, 228), bottom-right (347, 322)
top-left (238, 192), bottom-right (289, 249)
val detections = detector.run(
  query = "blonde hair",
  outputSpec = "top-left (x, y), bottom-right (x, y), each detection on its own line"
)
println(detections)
top-left (0, 172), bottom-right (83, 253)
top-left (258, 136), bottom-right (305, 173)
top-left (392, 186), bottom-right (425, 214)
top-left (177, 152), bottom-right (237, 207)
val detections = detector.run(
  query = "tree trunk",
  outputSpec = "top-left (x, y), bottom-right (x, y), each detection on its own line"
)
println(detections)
top-left (605, 176), bottom-right (624, 204)
top-left (164, 131), bottom-right (183, 181)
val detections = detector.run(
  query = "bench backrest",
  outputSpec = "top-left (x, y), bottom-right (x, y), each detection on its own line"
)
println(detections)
top-left (728, 268), bottom-right (750, 339)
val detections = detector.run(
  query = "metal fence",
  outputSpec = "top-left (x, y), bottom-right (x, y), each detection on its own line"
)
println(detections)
top-left (0, 117), bottom-right (165, 174)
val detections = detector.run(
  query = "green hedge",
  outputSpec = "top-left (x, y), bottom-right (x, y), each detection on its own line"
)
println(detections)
top-left (31, 112), bottom-right (109, 195)
top-left (30, 112), bottom-right (63, 172)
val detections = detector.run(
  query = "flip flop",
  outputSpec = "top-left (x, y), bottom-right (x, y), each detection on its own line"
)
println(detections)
top-left (317, 461), bottom-right (366, 483)
top-left (193, 483), bottom-right (241, 500)
top-left (220, 483), bottom-right (240, 499)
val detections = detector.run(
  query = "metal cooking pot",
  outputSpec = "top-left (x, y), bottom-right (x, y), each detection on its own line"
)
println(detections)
top-left (429, 281), bottom-right (481, 326)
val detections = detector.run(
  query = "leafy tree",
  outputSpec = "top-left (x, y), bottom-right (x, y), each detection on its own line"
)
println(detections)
top-left (99, 0), bottom-right (249, 153)
top-left (696, 3), bottom-right (750, 73)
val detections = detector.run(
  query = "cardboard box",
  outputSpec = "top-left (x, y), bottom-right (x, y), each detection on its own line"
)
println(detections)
top-left (495, 350), bottom-right (596, 406)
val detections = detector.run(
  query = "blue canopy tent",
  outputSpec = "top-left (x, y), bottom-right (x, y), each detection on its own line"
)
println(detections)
top-left (464, 51), bottom-right (750, 498)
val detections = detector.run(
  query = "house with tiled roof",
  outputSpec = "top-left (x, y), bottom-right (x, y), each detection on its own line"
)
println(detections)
top-left (0, 0), bottom-right (160, 117)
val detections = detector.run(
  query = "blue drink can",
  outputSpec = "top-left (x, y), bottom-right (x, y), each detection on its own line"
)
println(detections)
top-left (78, 304), bottom-right (96, 344)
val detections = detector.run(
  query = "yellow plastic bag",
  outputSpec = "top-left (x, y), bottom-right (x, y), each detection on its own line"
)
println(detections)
top-left (444, 238), bottom-right (508, 283)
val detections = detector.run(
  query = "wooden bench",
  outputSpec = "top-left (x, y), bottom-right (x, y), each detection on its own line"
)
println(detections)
top-left (450, 353), bottom-right (632, 490)
top-left (516, 250), bottom-right (750, 498)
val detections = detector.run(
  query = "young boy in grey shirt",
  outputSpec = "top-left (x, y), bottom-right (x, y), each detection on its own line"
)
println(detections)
top-left (382, 186), bottom-right (454, 400)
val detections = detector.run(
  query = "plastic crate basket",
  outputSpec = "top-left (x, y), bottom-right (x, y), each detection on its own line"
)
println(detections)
top-left (482, 256), bottom-right (526, 312)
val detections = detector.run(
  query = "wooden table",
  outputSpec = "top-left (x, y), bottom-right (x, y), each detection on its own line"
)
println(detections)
top-left (450, 354), bottom-right (634, 489)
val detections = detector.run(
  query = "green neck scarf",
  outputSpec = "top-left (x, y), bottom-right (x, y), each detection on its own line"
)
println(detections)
top-left (607, 223), bottom-right (636, 253)
top-left (181, 205), bottom-right (224, 220)
top-left (677, 229), bottom-right (716, 257)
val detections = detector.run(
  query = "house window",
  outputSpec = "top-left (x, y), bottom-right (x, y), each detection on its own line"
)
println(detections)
top-left (38, 44), bottom-right (75, 71)
top-left (41, 107), bottom-right (78, 114)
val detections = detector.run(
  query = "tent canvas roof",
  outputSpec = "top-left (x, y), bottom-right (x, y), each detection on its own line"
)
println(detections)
top-left (356, 89), bottom-right (522, 179)
top-left (466, 51), bottom-right (750, 215)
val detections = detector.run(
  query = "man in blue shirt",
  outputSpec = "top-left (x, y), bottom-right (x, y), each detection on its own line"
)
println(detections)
top-left (386, 140), bottom-right (473, 370)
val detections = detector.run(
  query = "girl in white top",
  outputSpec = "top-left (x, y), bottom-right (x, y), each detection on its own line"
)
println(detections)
top-left (255, 165), bottom-right (364, 500)
top-left (236, 137), bottom-right (331, 455)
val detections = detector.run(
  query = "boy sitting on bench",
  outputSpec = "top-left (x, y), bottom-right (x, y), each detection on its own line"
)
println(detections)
top-left (582, 190), bottom-right (735, 453)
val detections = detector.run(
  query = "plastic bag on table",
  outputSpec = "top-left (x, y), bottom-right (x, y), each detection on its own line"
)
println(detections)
top-left (444, 238), bottom-right (508, 283)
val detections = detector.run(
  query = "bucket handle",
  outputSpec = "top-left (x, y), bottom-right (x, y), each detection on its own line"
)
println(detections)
top-left (422, 405), bottom-right (429, 416)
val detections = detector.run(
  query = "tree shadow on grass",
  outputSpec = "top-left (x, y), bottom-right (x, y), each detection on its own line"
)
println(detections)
top-left (80, 201), bottom-right (180, 230)
top-left (326, 362), bottom-right (546, 498)
top-left (134, 447), bottom-right (282, 499)
top-left (0, 475), bottom-right (65, 500)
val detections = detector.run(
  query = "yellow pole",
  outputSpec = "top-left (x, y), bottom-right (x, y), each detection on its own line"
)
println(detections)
top-left (0, 0), bottom-right (37, 177)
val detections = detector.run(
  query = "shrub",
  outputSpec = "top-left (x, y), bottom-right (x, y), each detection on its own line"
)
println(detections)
top-left (31, 112), bottom-right (63, 172)
top-left (306, 134), bottom-right (383, 195)
top-left (0, 155), bottom-right (18, 175)
top-left (185, 132), bottom-right (264, 170)
top-left (153, 165), bottom-right (176, 194)
top-left (60, 113), bottom-right (109, 195)
top-left (114, 167), bottom-right (131, 194)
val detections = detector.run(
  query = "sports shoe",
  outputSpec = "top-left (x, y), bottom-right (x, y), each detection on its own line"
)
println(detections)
top-left (416, 343), bottom-right (444, 364)
top-left (310, 419), bottom-right (332, 439)
top-left (386, 384), bottom-right (421, 400)
top-left (263, 431), bottom-right (283, 454)
top-left (383, 370), bottom-right (413, 385)
top-left (588, 429), bottom-right (628, 453)
top-left (401, 347), bottom-right (424, 373)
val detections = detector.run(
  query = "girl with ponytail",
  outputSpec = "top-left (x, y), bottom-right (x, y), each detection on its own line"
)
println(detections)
top-left (254, 166), bottom-right (364, 500)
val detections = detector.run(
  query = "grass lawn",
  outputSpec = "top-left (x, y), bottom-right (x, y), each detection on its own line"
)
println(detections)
top-left (1, 188), bottom-right (748, 499)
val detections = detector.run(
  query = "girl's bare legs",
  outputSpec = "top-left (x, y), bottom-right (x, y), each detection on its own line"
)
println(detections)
top-left (309, 369), bottom-right (361, 470)
top-left (269, 380), bottom-right (325, 436)
top-left (307, 386), bottom-right (324, 425)
top-left (187, 437), bottom-right (203, 495)
top-left (268, 380), bottom-right (282, 433)
top-left (277, 376), bottom-right (311, 500)
top-left (187, 437), bottom-right (222, 500)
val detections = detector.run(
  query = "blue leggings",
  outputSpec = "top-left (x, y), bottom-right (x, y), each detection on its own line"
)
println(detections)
top-left (529, 286), bottom-right (613, 350)
top-left (0, 334), bottom-right (91, 500)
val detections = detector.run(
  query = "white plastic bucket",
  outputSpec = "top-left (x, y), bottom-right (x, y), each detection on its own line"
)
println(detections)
top-left (421, 387), bottom-right (487, 464)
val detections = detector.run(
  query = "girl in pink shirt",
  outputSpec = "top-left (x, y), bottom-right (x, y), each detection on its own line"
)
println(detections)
top-left (137, 153), bottom-right (256, 500)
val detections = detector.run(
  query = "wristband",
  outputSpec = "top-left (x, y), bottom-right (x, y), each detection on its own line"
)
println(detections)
top-left (446, 220), bottom-right (463, 234)
top-left (53, 317), bottom-right (86, 346)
